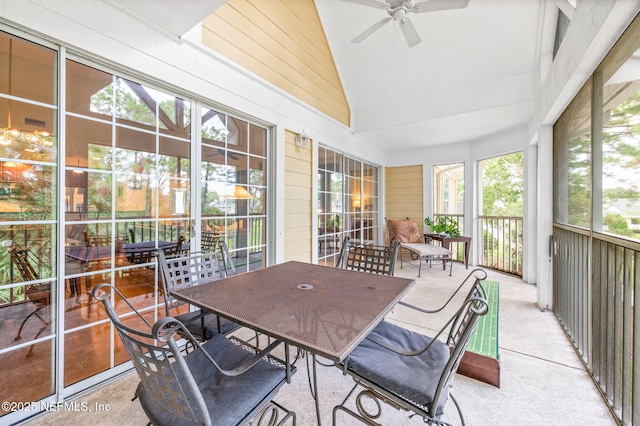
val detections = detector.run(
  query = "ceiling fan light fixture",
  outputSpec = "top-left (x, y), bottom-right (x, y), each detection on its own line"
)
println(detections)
top-left (345, 0), bottom-right (469, 47)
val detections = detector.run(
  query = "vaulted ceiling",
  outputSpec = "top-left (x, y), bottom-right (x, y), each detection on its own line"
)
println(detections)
top-left (109, 0), bottom-right (558, 151)
top-left (317, 0), bottom-right (547, 150)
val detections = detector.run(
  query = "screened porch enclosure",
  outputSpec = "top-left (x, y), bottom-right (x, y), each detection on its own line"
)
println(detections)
top-left (553, 15), bottom-right (640, 425)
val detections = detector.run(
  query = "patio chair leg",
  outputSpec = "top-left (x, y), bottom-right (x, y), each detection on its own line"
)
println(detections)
top-left (15, 307), bottom-right (47, 341)
top-left (449, 392), bottom-right (466, 426)
top-left (26, 321), bottom-right (50, 357)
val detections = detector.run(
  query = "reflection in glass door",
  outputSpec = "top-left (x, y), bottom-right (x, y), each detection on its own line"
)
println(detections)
top-left (0, 32), bottom-right (58, 414)
top-left (0, 29), bottom-right (273, 424)
top-left (200, 107), bottom-right (268, 272)
top-left (63, 60), bottom-right (192, 386)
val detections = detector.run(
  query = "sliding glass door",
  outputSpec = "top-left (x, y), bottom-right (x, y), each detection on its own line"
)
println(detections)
top-left (318, 147), bottom-right (379, 266)
top-left (0, 29), bottom-right (272, 423)
top-left (0, 31), bottom-right (58, 411)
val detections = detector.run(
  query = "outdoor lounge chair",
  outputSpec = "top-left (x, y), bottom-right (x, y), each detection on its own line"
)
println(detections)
top-left (387, 218), bottom-right (453, 277)
top-left (91, 283), bottom-right (296, 426)
top-left (333, 273), bottom-right (488, 426)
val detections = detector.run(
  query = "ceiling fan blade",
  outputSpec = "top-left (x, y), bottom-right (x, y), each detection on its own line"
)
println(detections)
top-left (343, 0), bottom-right (390, 9)
top-left (351, 17), bottom-right (393, 43)
top-left (399, 18), bottom-right (421, 47)
top-left (412, 0), bottom-right (470, 13)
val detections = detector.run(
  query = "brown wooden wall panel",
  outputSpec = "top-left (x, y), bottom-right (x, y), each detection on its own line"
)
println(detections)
top-left (385, 165), bottom-right (424, 233)
top-left (202, 0), bottom-right (350, 125)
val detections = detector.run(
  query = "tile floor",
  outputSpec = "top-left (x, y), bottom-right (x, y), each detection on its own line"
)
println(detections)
top-left (22, 261), bottom-right (616, 425)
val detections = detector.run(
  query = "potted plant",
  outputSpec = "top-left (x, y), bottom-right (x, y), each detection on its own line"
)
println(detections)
top-left (424, 216), bottom-right (460, 237)
top-left (326, 214), bottom-right (342, 233)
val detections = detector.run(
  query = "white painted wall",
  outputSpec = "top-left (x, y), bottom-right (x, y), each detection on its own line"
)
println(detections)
top-left (405, 126), bottom-right (529, 271)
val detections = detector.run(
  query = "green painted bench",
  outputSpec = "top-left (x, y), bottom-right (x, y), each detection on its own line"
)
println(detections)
top-left (458, 280), bottom-right (500, 387)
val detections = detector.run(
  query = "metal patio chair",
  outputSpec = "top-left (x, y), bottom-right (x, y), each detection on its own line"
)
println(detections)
top-left (158, 249), bottom-right (241, 342)
top-left (161, 235), bottom-right (189, 258)
top-left (201, 230), bottom-right (222, 252)
top-left (336, 235), bottom-right (400, 276)
top-left (217, 238), bottom-right (238, 277)
top-left (91, 283), bottom-right (296, 426)
top-left (333, 276), bottom-right (488, 426)
top-left (11, 245), bottom-right (50, 344)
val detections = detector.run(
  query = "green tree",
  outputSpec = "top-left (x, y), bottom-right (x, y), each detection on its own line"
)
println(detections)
top-left (599, 88), bottom-right (640, 238)
top-left (603, 213), bottom-right (634, 237)
top-left (566, 135), bottom-right (591, 227)
top-left (481, 152), bottom-right (524, 216)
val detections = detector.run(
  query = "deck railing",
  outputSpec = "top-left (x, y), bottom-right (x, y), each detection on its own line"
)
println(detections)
top-left (479, 215), bottom-right (523, 276)
top-left (553, 224), bottom-right (639, 425)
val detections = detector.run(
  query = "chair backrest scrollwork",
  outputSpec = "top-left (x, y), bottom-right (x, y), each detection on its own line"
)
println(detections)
top-left (337, 236), bottom-right (400, 276)
top-left (91, 284), bottom-right (208, 424)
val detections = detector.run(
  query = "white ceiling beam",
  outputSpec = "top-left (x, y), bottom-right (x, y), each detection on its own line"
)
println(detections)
top-left (554, 0), bottom-right (576, 20)
top-left (353, 72), bottom-right (537, 133)
top-left (358, 101), bottom-right (535, 149)
top-left (102, 0), bottom-right (228, 39)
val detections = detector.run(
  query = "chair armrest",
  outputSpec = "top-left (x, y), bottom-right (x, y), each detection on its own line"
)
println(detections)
top-left (219, 339), bottom-right (283, 376)
top-left (397, 268), bottom-right (487, 314)
top-left (153, 317), bottom-right (283, 377)
top-left (178, 309), bottom-right (211, 324)
top-left (365, 319), bottom-right (450, 357)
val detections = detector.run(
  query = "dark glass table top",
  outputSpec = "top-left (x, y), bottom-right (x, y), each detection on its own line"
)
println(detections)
top-left (172, 261), bottom-right (415, 362)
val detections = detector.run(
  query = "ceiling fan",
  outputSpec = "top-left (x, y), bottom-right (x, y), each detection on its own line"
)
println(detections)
top-left (345, 0), bottom-right (470, 48)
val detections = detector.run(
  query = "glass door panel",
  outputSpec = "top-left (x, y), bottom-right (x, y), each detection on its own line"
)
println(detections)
top-left (0, 31), bottom-right (58, 413)
top-left (200, 108), bottom-right (268, 272)
top-left (64, 59), bottom-right (191, 389)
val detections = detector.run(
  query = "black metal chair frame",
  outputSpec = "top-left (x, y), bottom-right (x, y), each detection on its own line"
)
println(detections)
top-left (217, 238), bottom-right (238, 277)
top-left (333, 269), bottom-right (489, 426)
top-left (201, 230), bottom-right (222, 252)
top-left (91, 283), bottom-right (296, 426)
top-left (10, 245), bottom-right (50, 354)
top-left (335, 236), bottom-right (401, 276)
top-left (157, 249), bottom-right (242, 341)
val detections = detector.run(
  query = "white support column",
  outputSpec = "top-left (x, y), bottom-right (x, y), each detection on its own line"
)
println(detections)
top-left (523, 144), bottom-right (538, 284)
top-left (536, 126), bottom-right (554, 310)
top-left (273, 123), bottom-right (286, 265)
top-left (423, 161), bottom-right (433, 229)
top-left (466, 158), bottom-right (478, 266)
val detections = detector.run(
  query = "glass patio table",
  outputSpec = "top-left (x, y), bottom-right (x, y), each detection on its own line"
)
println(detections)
top-left (171, 260), bottom-right (415, 424)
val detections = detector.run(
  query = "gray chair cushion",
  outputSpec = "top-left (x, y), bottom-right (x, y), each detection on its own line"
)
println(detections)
top-left (347, 320), bottom-right (450, 415)
top-left (175, 310), bottom-right (240, 340)
top-left (136, 335), bottom-right (287, 425)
